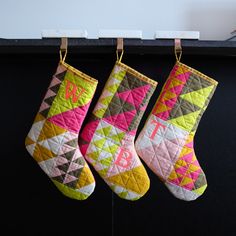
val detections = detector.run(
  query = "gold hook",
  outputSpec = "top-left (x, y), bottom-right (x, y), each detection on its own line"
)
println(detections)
top-left (60, 37), bottom-right (68, 63)
top-left (116, 38), bottom-right (124, 62)
top-left (174, 38), bottom-right (182, 62)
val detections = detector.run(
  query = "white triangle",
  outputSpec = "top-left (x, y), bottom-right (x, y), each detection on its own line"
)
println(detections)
top-left (26, 143), bottom-right (36, 156)
top-left (38, 133), bottom-right (65, 155)
top-left (27, 120), bottom-right (45, 142)
top-left (77, 183), bottom-right (95, 195)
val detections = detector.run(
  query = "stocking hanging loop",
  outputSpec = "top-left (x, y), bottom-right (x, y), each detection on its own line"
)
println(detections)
top-left (174, 38), bottom-right (182, 62)
top-left (116, 38), bottom-right (124, 62)
top-left (60, 37), bottom-right (68, 63)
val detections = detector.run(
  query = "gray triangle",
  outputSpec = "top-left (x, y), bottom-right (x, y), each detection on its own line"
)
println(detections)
top-left (39, 107), bottom-right (50, 118)
top-left (65, 179), bottom-right (78, 189)
top-left (181, 74), bottom-right (214, 95)
top-left (44, 96), bottom-right (56, 106)
top-left (168, 97), bottom-right (201, 120)
top-left (55, 70), bottom-right (67, 81)
top-left (63, 150), bottom-right (76, 161)
top-left (65, 139), bottom-right (78, 148)
top-left (50, 83), bottom-right (61, 93)
top-left (52, 174), bottom-right (65, 184)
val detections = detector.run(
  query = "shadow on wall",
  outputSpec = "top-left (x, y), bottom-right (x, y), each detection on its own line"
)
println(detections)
top-left (187, 6), bottom-right (236, 40)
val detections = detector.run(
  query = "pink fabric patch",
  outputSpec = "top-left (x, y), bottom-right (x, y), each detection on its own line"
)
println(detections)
top-left (48, 102), bottom-right (90, 133)
top-left (117, 85), bottom-right (150, 109)
top-left (103, 110), bottom-right (137, 132)
top-left (176, 71), bottom-right (191, 83)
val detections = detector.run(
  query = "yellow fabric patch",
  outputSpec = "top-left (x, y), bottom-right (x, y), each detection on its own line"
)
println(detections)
top-left (106, 165), bottom-right (150, 195)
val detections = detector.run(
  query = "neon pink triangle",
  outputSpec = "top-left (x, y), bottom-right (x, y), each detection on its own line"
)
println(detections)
top-left (48, 103), bottom-right (90, 133)
top-left (117, 85), bottom-right (151, 109)
top-left (169, 84), bottom-right (184, 96)
top-left (175, 166), bottom-right (188, 176)
top-left (180, 152), bottom-right (193, 163)
top-left (176, 71), bottom-right (191, 83)
top-left (103, 110), bottom-right (137, 131)
top-left (185, 141), bottom-right (193, 148)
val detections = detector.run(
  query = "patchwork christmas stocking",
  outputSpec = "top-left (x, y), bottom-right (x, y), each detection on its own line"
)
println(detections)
top-left (25, 60), bottom-right (98, 200)
top-left (79, 61), bottom-right (157, 200)
top-left (135, 61), bottom-right (218, 201)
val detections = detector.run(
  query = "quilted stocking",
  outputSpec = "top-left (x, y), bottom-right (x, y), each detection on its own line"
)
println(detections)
top-left (25, 61), bottom-right (98, 200)
top-left (79, 61), bottom-right (157, 200)
top-left (135, 61), bottom-right (218, 201)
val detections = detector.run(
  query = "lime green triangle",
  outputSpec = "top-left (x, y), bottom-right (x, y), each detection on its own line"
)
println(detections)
top-left (93, 107), bottom-right (106, 118)
top-left (52, 180), bottom-right (89, 200)
top-left (87, 150), bottom-right (101, 161)
top-left (118, 191), bottom-right (128, 198)
top-left (113, 70), bottom-right (126, 81)
top-left (96, 126), bottom-right (112, 136)
top-left (98, 168), bottom-right (109, 177)
top-left (93, 138), bottom-right (106, 149)
top-left (103, 144), bottom-right (119, 155)
top-left (110, 184), bottom-right (116, 191)
top-left (180, 85), bottom-right (214, 108)
top-left (193, 184), bottom-right (207, 195)
top-left (110, 132), bottom-right (125, 143)
top-left (100, 95), bottom-right (113, 106)
top-left (100, 156), bottom-right (113, 167)
top-left (169, 109), bottom-right (201, 132)
top-left (106, 83), bottom-right (120, 94)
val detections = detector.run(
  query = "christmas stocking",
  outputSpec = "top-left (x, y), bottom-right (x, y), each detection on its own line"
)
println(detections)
top-left (79, 61), bottom-right (157, 200)
top-left (25, 60), bottom-right (98, 200)
top-left (135, 61), bottom-right (218, 201)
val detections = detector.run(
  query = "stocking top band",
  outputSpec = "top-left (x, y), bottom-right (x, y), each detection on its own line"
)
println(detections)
top-left (59, 60), bottom-right (98, 85)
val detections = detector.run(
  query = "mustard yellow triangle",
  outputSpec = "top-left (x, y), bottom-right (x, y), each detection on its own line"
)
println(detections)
top-left (76, 166), bottom-right (95, 189)
top-left (37, 120), bottom-right (67, 141)
top-left (154, 102), bottom-right (170, 113)
top-left (33, 143), bottom-right (55, 162)
top-left (34, 113), bottom-right (45, 122)
top-left (168, 78), bottom-right (184, 89)
top-left (106, 166), bottom-right (149, 195)
top-left (163, 90), bottom-right (177, 101)
top-left (180, 177), bottom-right (193, 186)
top-left (175, 65), bottom-right (189, 76)
top-left (25, 136), bottom-right (35, 146)
top-left (188, 164), bottom-right (200, 172)
top-left (168, 170), bottom-right (178, 181)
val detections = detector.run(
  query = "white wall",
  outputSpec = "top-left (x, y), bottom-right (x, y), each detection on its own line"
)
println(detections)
top-left (0, 0), bottom-right (235, 40)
